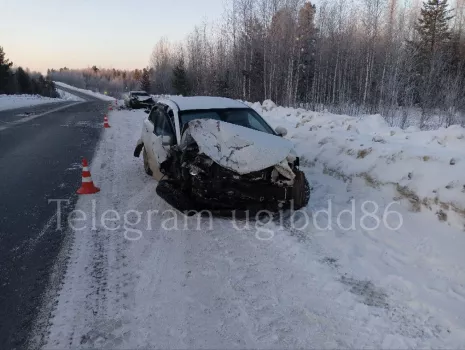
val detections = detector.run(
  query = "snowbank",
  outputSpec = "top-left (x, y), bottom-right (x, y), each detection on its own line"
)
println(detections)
top-left (54, 82), bottom-right (115, 101)
top-left (248, 100), bottom-right (465, 228)
top-left (56, 89), bottom-right (84, 102)
top-left (0, 94), bottom-right (65, 111)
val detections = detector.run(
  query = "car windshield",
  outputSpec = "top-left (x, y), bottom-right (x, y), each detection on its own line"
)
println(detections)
top-left (132, 92), bottom-right (149, 97)
top-left (179, 108), bottom-right (275, 134)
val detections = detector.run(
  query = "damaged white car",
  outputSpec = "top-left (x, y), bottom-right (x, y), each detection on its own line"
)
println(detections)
top-left (134, 96), bottom-right (310, 213)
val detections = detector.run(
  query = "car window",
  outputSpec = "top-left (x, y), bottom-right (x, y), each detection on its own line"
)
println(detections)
top-left (148, 107), bottom-right (158, 124)
top-left (246, 112), bottom-right (266, 131)
top-left (179, 108), bottom-right (274, 134)
top-left (153, 108), bottom-right (175, 139)
top-left (181, 111), bottom-right (222, 125)
top-left (222, 110), bottom-right (253, 128)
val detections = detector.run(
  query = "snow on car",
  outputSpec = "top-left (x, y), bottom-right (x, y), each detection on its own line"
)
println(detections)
top-left (134, 96), bottom-right (310, 213)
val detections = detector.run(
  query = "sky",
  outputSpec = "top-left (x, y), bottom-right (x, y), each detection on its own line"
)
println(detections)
top-left (0, 0), bottom-right (226, 73)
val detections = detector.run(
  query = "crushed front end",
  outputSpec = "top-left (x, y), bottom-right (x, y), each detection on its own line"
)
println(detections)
top-left (158, 133), bottom-right (310, 213)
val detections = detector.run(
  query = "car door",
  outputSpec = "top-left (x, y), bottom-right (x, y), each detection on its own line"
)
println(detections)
top-left (144, 105), bottom-right (175, 180)
top-left (124, 93), bottom-right (129, 106)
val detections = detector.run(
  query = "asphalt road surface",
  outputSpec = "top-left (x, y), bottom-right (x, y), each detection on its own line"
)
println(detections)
top-left (0, 89), bottom-right (110, 348)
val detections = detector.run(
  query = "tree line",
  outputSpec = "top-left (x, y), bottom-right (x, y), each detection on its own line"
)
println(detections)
top-left (0, 47), bottom-right (59, 98)
top-left (152, 0), bottom-right (465, 128)
top-left (50, 0), bottom-right (465, 128)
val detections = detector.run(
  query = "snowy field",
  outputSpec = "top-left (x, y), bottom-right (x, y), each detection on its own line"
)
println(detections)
top-left (0, 94), bottom-right (66, 111)
top-left (54, 81), bottom-right (116, 101)
top-left (39, 99), bottom-right (465, 349)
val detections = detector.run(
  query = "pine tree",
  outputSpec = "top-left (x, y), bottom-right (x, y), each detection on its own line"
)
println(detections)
top-left (140, 68), bottom-right (151, 92)
top-left (296, 2), bottom-right (317, 103)
top-left (410, 0), bottom-right (454, 116)
top-left (46, 78), bottom-right (59, 98)
top-left (16, 67), bottom-right (32, 94)
top-left (0, 46), bottom-right (13, 94)
top-left (172, 57), bottom-right (190, 96)
top-left (416, 0), bottom-right (454, 56)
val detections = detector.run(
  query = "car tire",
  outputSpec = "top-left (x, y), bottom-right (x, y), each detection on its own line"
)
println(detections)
top-left (156, 180), bottom-right (198, 214)
top-left (143, 148), bottom-right (153, 176)
top-left (293, 170), bottom-right (310, 210)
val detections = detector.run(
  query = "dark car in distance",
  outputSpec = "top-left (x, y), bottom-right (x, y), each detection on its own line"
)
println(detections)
top-left (124, 91), bottom-right (155, 109)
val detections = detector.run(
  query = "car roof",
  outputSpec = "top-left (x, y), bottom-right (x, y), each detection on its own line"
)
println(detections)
top-left (160, 96), bottom-right (247, 111)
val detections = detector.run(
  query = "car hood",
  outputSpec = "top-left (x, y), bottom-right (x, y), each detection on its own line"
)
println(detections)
top-left (186, 119), bottom-right (295, 175)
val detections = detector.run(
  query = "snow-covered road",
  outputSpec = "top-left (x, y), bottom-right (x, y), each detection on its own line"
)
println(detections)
top-left (39, 107), bottom-right (465, 349)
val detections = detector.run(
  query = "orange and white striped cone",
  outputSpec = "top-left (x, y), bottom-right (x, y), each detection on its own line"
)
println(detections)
top-left (103, 115), bottom-right (111, 128)
top-left (109, 104), bottom-right (113, 111)
top-left (77, 158), bottom-right (100, 195)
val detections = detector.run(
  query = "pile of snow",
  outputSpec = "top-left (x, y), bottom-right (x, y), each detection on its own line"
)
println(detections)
top-left (0, 94), bottom-right (65, 111)
top-left (56, 89), bottom-right (84, 102)
top-left (248, 100), bottom-right (465, 228)
top-left (54, 81), bottom-right (115, 101)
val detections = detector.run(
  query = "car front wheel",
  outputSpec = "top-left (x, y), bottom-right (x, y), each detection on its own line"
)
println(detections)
top-left (143, 148), bottom-right (153, 176)
top-left (156, 180), bottom-right (197, 214)
top-left (293, 170), bottom-right (310, 209)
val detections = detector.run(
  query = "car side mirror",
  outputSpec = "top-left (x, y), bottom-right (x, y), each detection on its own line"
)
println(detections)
top-left (162, 135), bottom-right (172, 146)
top-left (275, 126), bottom-right (288, 137)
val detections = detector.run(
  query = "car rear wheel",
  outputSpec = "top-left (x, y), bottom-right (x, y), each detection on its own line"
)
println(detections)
top-left (293, 170), bottom-right (310, 210)
top-left (143, 148), bottom-right (153, 176)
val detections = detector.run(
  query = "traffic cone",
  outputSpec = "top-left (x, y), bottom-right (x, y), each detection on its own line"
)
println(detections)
top-left (104, 115), bottom-right (111, 128)
top-left (77, 159), bottom-right (100, 195)
top-left (109, 104), bottom-right (113, 111)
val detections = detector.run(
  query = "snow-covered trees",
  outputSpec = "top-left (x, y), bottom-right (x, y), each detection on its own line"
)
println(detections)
top-left (45, 0), bottom-right (465, 127)
top-left (48, 68), bottom-right (141, 97)
top-left (150, 38), bottom-right (174, 94)
top-left (145, 0), bottom-right (465, 127)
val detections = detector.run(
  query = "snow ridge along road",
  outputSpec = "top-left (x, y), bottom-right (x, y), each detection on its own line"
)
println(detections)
top-left (0, 94), bottom-right (69, 112)
top-left (54, 82), bottom-right (116, 101)
top-left (41, 107), bottom-right (465, 349)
